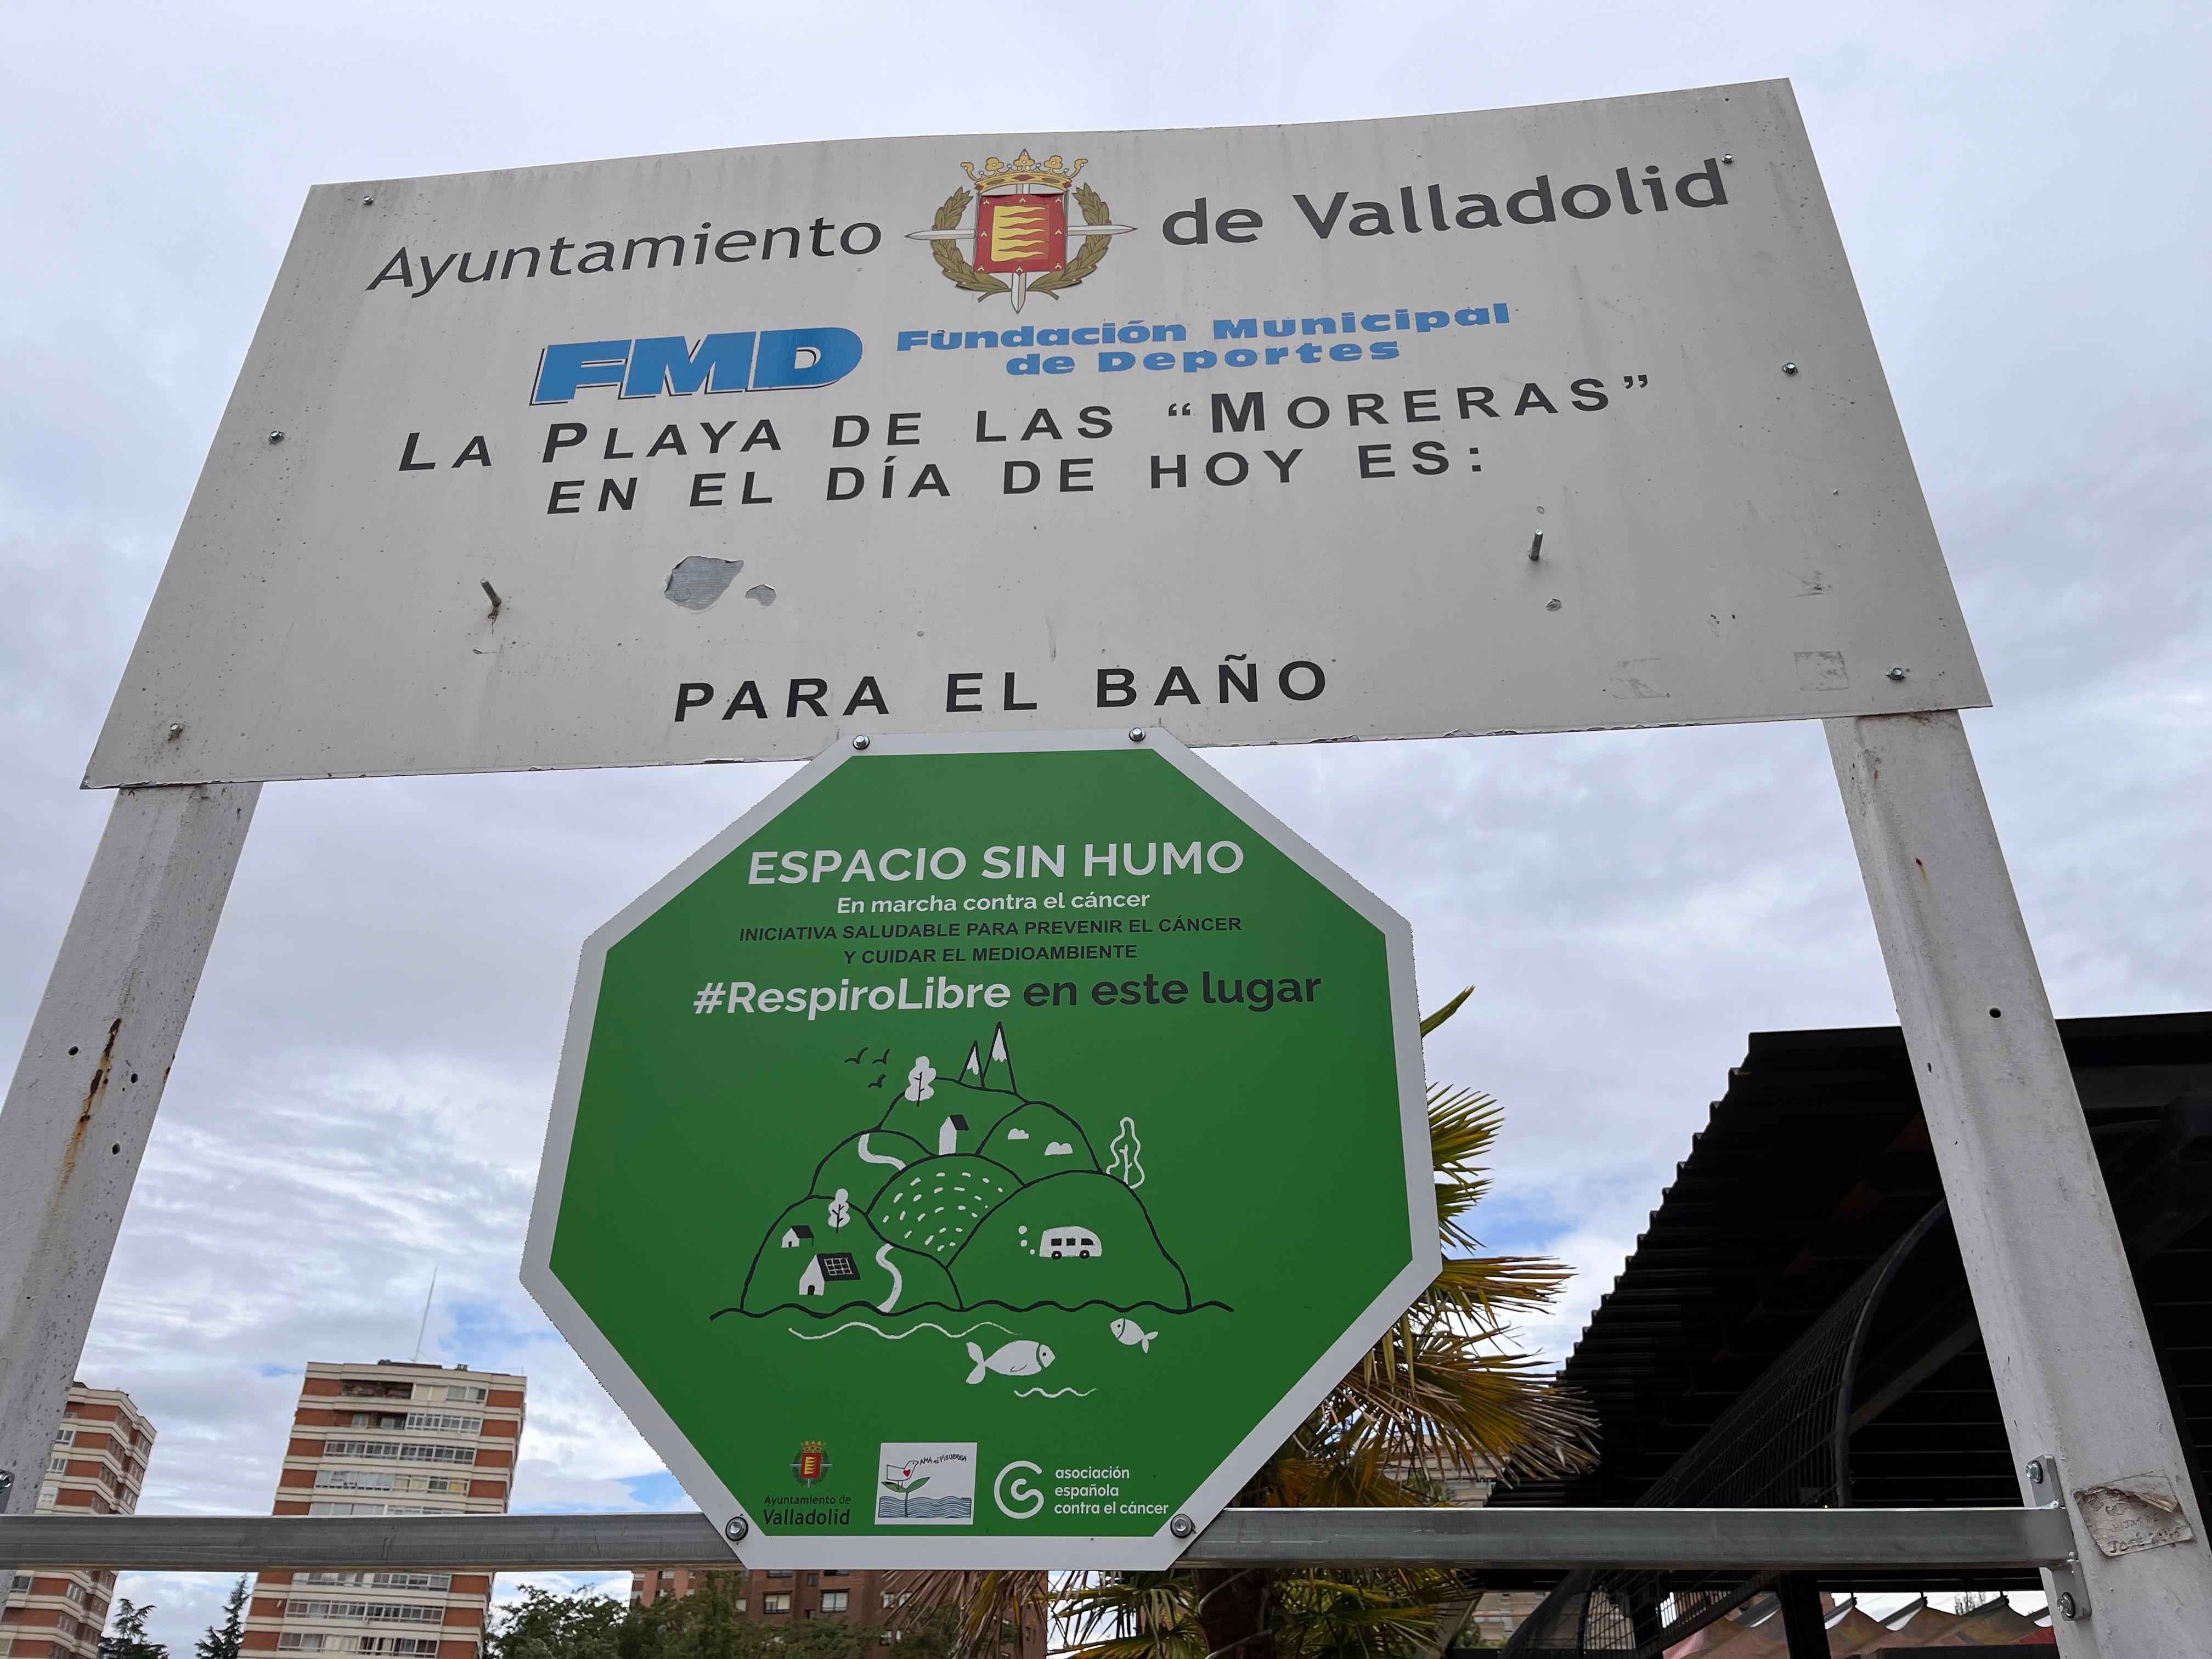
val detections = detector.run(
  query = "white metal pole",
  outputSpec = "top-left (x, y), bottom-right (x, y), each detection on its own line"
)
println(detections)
top-left (0, 783), bottom-right (258, 1570)
top-left (1827, 710), bottom-right (2211, 1654)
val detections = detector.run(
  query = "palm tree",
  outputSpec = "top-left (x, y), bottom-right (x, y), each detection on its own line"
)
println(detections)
top-left (890, 990), bottom-right (1597, 1659)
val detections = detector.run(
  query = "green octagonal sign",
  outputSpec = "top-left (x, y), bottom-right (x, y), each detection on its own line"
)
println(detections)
top-left (523, 730), bottom-right (1435, 1566)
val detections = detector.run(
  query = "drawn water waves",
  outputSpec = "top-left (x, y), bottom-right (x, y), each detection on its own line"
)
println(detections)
top-left (876, 1494), bottom-right (973, 1521)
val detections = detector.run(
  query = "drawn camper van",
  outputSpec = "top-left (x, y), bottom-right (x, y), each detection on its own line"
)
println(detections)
top-left (1039, 1226), bottom-right (1102, 1259)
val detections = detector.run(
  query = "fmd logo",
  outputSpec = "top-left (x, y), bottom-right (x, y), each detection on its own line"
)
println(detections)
top-left (532, 327), bottom-right (862, 404)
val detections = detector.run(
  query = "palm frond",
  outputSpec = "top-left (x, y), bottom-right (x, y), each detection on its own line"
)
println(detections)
top-left (1418, 987), bottom-right (1474, 1037)
top-left (1307, 1313), bottom-right (1598, 1486)
top-left (883, 1571), bottom-right (1051, 1659)
top-left (1426, 1085), bottom-right (1499, 1257)
top-left (1058, 1569), bottom-right (1473, 1659)
top-left (1057, 1572), bottom-right (1205, 1659)
top-left (1272, 1570), bottom-right (1466, 1659)
top-left (1423, 1254), bottom-right (1578, 1321)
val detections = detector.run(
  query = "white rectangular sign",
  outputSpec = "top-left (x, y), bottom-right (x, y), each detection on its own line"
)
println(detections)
top-left (89, 78), bottom-right (1985, 787)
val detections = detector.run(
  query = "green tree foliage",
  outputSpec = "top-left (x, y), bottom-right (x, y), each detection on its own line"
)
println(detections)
top-left (486, 1582), bottom-right (932, 1659)
top-left (488, 1585), bottom-right (635, 1659)
top-left (101, 1600), bottom-right (170, 1659)
top-left (194, 1579), bottom-right (248, 1659)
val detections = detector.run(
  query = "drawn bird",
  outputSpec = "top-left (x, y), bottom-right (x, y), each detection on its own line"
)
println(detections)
top-left (967, 1340), bottom-right (1054, 1384)
top-left (1110, 1318), bottom-right (1158, 1353)
top-left (845, 1046), bottom-right (869, 1064)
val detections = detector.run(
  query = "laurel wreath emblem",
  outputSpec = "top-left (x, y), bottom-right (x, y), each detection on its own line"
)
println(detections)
top-left (930, 184), bottom-right (1116, 301)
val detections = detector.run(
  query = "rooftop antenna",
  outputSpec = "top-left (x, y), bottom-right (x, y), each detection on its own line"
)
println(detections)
top-left (411, 1266), bottom-right (438, 1362)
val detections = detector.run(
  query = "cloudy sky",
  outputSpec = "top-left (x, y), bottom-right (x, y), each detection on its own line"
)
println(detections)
top-left (3, 0), bottom-right (2208, 1646)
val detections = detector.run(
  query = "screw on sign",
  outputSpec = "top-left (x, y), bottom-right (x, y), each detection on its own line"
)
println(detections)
top-left (522, 729), bottom-right (1435, 1567)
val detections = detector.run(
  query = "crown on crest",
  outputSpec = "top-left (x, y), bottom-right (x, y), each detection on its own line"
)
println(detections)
top-left (799, 1440), bottom-right (825, 1454)
top-left (962, 150), bottom-right (1086, 193)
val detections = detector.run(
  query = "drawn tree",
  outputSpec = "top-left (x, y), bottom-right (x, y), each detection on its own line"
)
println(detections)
top-left (1108, 1116), bottom-right (1144, 1188)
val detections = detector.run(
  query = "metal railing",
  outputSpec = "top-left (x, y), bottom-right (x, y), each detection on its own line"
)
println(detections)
top-left (0, 1506), bottom-right (2074, 1573)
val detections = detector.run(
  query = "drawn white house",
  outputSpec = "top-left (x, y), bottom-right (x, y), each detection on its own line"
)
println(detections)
top-left (1037, 1226), bottom-right (1103, 1259)
top-left (937, 1113), bottom-right (969, 1155)
top-left (798, 1251), bottom-right (861, 1295)
top-left (780, 1223), bottom-right (815, 1249)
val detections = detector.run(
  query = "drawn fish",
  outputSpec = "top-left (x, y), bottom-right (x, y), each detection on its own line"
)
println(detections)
top-left (1110, 1318), bottom-right (1158, 1353)
top-left (967, 1340), bottom-right (1054, 1384)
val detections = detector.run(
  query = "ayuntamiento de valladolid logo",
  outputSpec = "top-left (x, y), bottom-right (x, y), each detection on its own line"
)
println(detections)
top-left (906, 150), bottom-right (1135, 312)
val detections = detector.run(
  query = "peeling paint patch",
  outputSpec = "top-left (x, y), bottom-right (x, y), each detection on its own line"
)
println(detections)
top-left (745, 584), bottom-right (777, 607)
top-left (1794, 651), bottom-right (1848, 691)
top-left (2075, 1473), bottom-right (2197, 1556)
top-left (664, 557), bottom-right (744, 612)
top-left (1606, 659), bottom-right (1671, 700)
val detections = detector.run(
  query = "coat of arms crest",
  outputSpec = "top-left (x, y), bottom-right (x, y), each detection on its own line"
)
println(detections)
top-left (791, 1440), bottom-right (830, 1485)
top-left (906, 149), bottom-right (1135, 311)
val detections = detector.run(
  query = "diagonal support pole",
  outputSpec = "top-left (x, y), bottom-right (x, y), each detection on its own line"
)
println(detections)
top-left (1827, 710), bottom-right (2212, 1656)
top-left (0, 783), bottom-right (258, 1584)
top-left (1774, 1574), bottom-right (1826, 1657)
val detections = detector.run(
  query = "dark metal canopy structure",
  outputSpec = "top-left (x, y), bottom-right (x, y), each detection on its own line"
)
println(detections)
top-left (1493, 1011), bottom-right (2212, 1652)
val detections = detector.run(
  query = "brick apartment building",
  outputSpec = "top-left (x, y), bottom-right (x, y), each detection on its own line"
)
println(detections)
top-left (1, 1383), bottom-right (155, 1659)
top-left (630, 1566), bottom-right (1042, 1656)
top-left (631, 1567), bottom-right (903, 1628)
top-left (242, 1361), bottom-right (527, 1659)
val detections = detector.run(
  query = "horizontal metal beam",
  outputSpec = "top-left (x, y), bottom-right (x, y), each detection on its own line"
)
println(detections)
top-left (0, 1506), bottom-right (2073, 1574)
top-left (1181, 1505), bottom-right (2072, 1570)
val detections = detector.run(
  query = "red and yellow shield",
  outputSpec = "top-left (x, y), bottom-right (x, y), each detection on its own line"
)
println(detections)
top-left (975, 192), bottom-right (1068, 275)
top-left (791, 1440), bottom-right (828, 1485)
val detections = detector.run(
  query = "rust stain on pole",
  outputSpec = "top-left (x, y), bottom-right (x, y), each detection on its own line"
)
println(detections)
top-left (61, 1019), bottom-right (122, 1181)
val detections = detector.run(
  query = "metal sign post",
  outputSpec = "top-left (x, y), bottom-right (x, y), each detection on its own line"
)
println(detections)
top-left (0, 784), bottom-right (258, 1585)
top-left (1829, 710), bottom-right (2205, 1654)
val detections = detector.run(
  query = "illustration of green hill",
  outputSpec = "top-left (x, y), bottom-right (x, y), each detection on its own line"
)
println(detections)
top-left (951, 1171), bottom-right (1192, 1309)
top-left (729, 1025), bottom-right (1201, 1319)
top-left (872, 1156), bottom-right (1019, 1260)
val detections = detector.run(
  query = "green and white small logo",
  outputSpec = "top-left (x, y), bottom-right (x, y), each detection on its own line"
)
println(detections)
top-left (877, 1443), bottom-right (974, 1525)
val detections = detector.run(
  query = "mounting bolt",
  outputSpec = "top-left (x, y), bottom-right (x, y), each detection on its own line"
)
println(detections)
top-left (724, 1515), bottom-right (750, 1542)
top-left (0, 1470), bottom-right (14, 1500)
top-left (1128, 727), bottom-right (1146, 743)
top-left (851, 734), bottom-right (871, 751)
top-left (1781, 362), bottom-right (1798, 376)
top-left (362, 195), bottom-right (375, 206)
top-left (2024, 1458), bottom-right (2046, 1487)
top-left (1887, 666), bottom-right (1908, 681)
top-left (1722, 153), bottom-right (1734, 163)
top-left (2057, 1591), bottom-right (2080, 1621)
top-left (1545, 598), bottom-right (1563, 611)
top-left (267, 430), bottom-right (286, 443)
top-left (1169, 1513), bottom-right (1195, 1539)
top-left (166, 721), bottom-right (184, 740)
